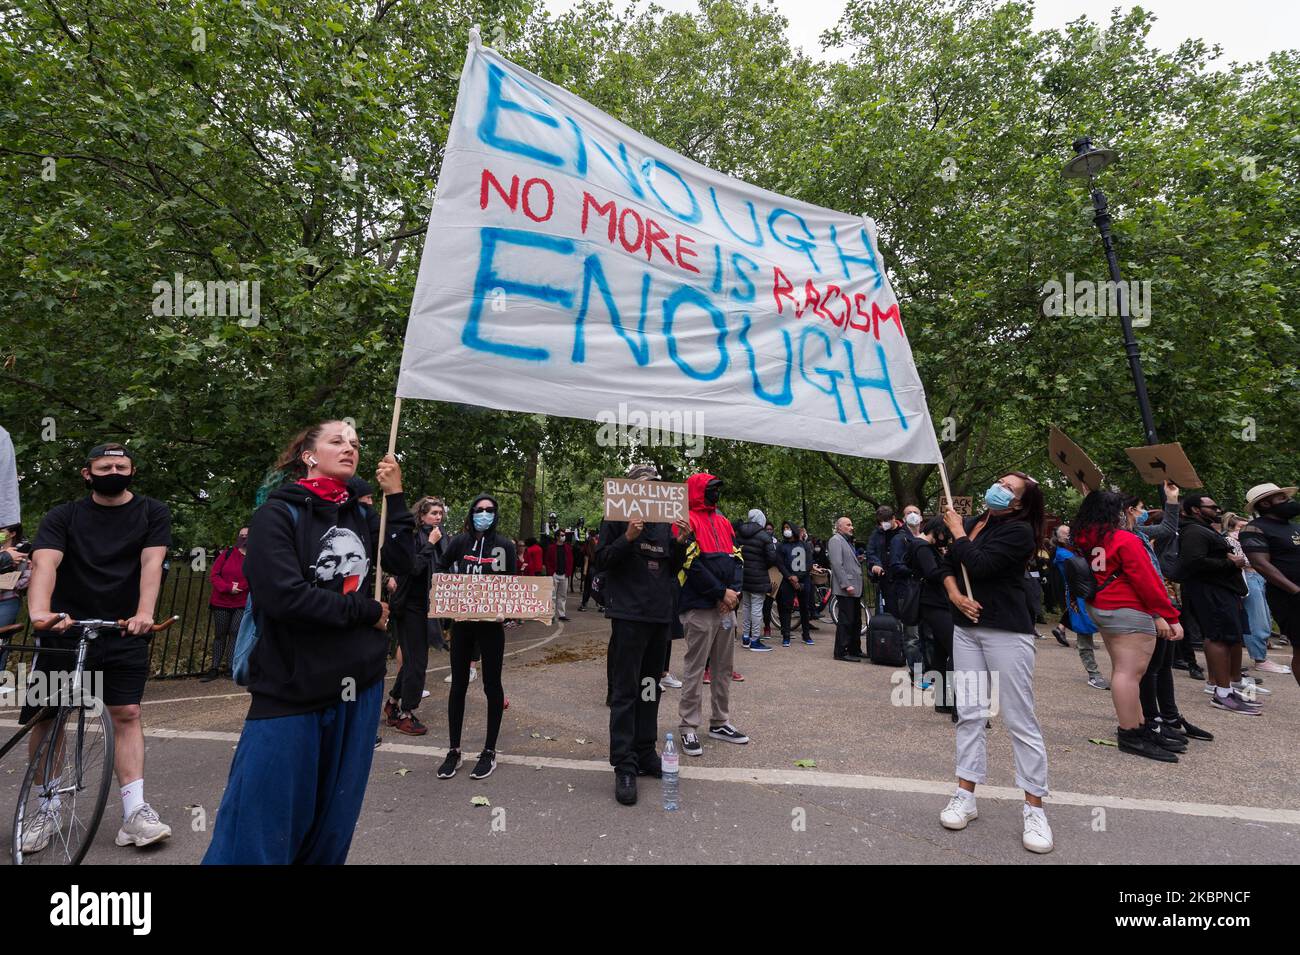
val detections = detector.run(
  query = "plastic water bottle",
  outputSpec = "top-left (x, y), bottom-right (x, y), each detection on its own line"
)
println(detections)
top-left (662, 733), bottom-right (680, 811)
top-left (720, 611), bottom-right (734, 631)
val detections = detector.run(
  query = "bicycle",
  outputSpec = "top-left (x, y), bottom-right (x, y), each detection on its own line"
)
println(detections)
top-left (1, 614), bottom-right (176, 865)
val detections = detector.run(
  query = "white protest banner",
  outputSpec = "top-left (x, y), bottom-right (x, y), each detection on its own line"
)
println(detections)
top-left (396, 30), bottom-right (942, 465)
top-left (603, 478), bottom-right (686, 523)
top-left (429, 573), bottom-right (554, 622)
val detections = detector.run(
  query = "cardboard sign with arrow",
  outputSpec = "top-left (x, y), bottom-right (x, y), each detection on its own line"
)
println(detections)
top-left (1125, 442), bottom-right (1202, 489)
top-left (1048, 426), bottom-right (1105, 494)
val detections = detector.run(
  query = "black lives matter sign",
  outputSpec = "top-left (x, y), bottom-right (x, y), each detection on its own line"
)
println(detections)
top-left (603, 478), bottom-right (686, 523)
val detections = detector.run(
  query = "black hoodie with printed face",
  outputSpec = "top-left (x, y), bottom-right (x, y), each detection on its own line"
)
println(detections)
top-left (243, 482), bottom-right (387, 719)
top-left (433, 493), bottom-right (518, 577)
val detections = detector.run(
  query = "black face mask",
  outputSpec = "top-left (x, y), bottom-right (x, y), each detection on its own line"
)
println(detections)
top-left (1264, 500), bottom-right (1300, 520)
top-left (85, 472), bottom-right (133, 496)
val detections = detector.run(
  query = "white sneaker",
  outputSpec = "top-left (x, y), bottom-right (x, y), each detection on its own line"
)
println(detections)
top-left (660, 673), bottom-right (683, 689)
top-left (115, 803), bottom-right (172, 847)
top-left (444, 668), bottom-right (480, 684)
top-left (19, 804), bottom-right (60, 854)
top-left (1255, 659), bottom-right (1291, 674)
top-left (1022, 804), bottom-right (1054, 853)
top-left (939, 790), bottom-right (977, 830)
top-left (1232, 679), bottom-right (1270, 697)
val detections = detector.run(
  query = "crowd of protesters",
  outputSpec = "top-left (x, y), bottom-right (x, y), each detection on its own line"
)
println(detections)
top-left (0, 421), bottom-right (1295, 863)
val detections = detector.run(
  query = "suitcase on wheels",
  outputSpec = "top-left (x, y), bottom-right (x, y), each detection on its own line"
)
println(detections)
top-left (867, 611), bottom-right (905, 666)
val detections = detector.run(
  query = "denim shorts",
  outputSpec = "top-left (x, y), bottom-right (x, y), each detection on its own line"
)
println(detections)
top-left (1085, 605), bottom-right (1158, 637)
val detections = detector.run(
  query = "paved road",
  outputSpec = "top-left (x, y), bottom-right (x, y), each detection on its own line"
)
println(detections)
top-left (3, 610), bottom-right (1297, 864)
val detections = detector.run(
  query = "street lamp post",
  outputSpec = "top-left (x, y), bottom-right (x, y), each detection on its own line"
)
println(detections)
top-left (1062, 137), bottom-right (1160, 447)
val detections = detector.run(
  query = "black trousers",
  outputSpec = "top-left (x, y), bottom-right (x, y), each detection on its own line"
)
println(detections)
top-left (581, 570), bottom-right (594, 608)
top-left (921, 603), bottom-right (955, 709)
top-left (607, 619), bottom-right (668, 773)
top-left (1140, 636), bottom-right (1180, 722)
top-left (777, 579), bottom-right (810, 639)
top-left (390, 610), bottom-right (429, 712)
top-left (448, 622), bottom-right (505, 752)
top-left (834, 594), bottom-right (863, 657)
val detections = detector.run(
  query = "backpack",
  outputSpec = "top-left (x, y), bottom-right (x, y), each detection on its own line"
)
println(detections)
top-left (231, 499), bottom-right (371, 686)
top-left (1060, 552), bottom-right (1120, 604)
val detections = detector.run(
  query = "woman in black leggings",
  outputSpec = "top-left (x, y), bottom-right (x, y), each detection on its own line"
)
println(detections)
top-left (433, 493), bottom-right (516, 781)
top-left (1123, 496), bottom-right (1213, 744)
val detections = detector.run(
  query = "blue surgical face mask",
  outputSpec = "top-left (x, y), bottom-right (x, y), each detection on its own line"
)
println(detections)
top-left (1136, 509), bottom-right (1150, 526)
top-left (984, 483), bottom-right (1014, 510)
top-left (473, 511), bottom-right (494, 532)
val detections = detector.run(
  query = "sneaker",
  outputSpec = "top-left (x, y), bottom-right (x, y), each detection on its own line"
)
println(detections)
top-left (1022, 805), bottom-right (1054, 854)
top-left (1232, 679), bottom-right (1271, 697)
top-left (660, 672), bottom-right (683, 689)
top-left (19, 804), bottom-right (60, 854)
top-left (782, 637), bottom-right (791, 648)
top-left (763, 626), bottom-right (771, 638)
top-left (1188, 664), bottom-right (1206, 681)
top-left (383, 698), bottom-right (400, 726)
top-left (802, 636), bottom-right (815, 646)
top-left (1209, 692), bottom-right (1262, 716)
top-left (1171, 657), bottom-right (1190, 671)
top-left (437, 750), bottom-right (463, 778)
top-left (1117, 726), bottom-right (1177, 763)
top-left (681, 732), bottom-right (703, 757)
top-left (1255, 659), bottom-right (1291, 674)
top-left (1087, 674), bottom-right (1110, 690)
top-left (1170, 716), bottom-right (1214, 741)
top-left (558, 616), bottom-right (569, 622)
top-left (615, 770), bottom-right (637, 805)
top-left (199, 667), bottom-right (220, 683)
top-left (731, 671), bottom-right (745, 682)
top-left (708, 723), bottom-right (749, 744)
top-left (393, 713), bottom-right (428, 736)
top-left (914, 675), bottom-right (933, 690)
top-left (1142, 722), bottom-right (1186, 754)
top-left (702, 668), bottom-right (711, 685)
top-left (115, 804), bottom-right (172, 848)
top-left (469, 750), bottom-right (497, 779)
top-left (748, 639), bottom-right (773, 652)
top-left (939, 790), bottom-right (977, 830)
top-left (1052, 626), bottom-right (1069, 647)
top-left (1230, 690), bottom-right (1263, 709)
top-left (741, 635), bottom-right (751, 648)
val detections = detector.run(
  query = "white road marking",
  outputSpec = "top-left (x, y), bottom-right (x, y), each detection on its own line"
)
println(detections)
top-left (5, 719), bottom-right (1293, 826)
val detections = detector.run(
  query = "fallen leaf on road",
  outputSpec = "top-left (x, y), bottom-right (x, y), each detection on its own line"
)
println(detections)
top-left (394, 767), bottom-right (411, 776)
top-left (470, 795), bottom-right (490, 807)
top-left (1088, 738), bottom-right (1118, 747)
top-left (530, 732), bottom-right (541, 739)
top-left (575, 738), bottom-right (589, 744)
top-left (794, 759), bottom-right (816, 768)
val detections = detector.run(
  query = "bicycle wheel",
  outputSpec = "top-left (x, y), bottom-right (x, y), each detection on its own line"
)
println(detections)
top-left (13, 703), bottom-right (115, 865)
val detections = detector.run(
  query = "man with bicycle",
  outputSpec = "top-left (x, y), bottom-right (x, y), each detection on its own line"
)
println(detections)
top-left (21, 443), bottom-right (172, 853)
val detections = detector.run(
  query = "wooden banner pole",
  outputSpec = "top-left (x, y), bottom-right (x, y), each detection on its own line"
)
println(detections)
top-left (374, 396), bottom-right (403, 600)
top-left (936, 456), bottom-right (974, 597)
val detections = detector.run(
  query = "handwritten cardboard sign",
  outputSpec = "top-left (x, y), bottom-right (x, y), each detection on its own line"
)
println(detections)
top-left (603, 478), bottom-right (686, 523)
top-left (429, 574), bottom-right (554, 622)
top-left (1125, 442), bottom-right (1202, 489)
top-left (1049, 426), bottom-right (1105, 494)
top-left (941, 495), bottom-right (973, 517)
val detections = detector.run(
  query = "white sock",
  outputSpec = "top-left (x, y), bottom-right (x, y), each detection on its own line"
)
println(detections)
top-left (41, 791), bottom-right (62, 813)
top-left (955, 788), bottom-right (975, 804)
top-left (121, 778), bottom-right (144, 820)
top-left (1214, 686), bottom-right (1232, 699)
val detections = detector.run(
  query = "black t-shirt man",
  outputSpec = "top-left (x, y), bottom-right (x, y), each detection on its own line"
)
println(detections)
top-left (1240, 512), bottom-right (1300, 637)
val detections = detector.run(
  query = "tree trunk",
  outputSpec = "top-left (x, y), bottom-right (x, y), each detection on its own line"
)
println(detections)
top-left (519, 447), bottom-right (538, 539)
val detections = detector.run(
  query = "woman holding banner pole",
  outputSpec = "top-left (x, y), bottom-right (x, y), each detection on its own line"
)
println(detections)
top-left (432, 493), bottom-right (517, 781)
top-left (937, 471), bottom-right (1053, 854)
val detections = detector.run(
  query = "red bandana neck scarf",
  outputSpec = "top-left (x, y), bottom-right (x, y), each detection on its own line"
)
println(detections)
top-left (297, 477), bottom-right (350, 503)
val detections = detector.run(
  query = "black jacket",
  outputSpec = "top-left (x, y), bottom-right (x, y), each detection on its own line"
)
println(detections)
top-left (944, 515), bottom-right (1036, 632)
top-left (432, 493), bottom-right (517, 578)
top-left (383, 516), bottom-right (447, 615)
top-left (595, 520), bottom-right (686, 624)
top-left (244, 484), bottom-right (389, 719)
top-left (1179, 517), bottom-right (1247, 596)
top-left (778, 539), bottom-right (811, 579)
top-left (736, 521), bottom-right (787, 594)
top-left (908, 540), bottom-right (953, 610)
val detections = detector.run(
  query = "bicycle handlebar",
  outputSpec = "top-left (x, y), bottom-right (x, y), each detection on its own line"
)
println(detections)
top-left (31, 614), bottom-right (179, 633)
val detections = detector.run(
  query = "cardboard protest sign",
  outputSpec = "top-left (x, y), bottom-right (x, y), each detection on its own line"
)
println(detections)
top-left (1049, 426), bottom-right (1105, 494)
top-left (430, 573), bottom-right (554, 622)
top-left (396, 32), bottom-right (943, 465)
top-left (602, 478), bottom-right (687, 523)
top-left (941, 496), bottom-right (973, 517)
top-left (1125, 443), bottom-right (1202, 489)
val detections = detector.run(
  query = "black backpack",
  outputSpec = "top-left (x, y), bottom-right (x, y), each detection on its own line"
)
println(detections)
top-left (1061, 552), bottom-right (1119, 603)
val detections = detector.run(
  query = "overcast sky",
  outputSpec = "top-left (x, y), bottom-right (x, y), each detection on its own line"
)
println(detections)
top-left (540, 0), bottom-right (1299, 66)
